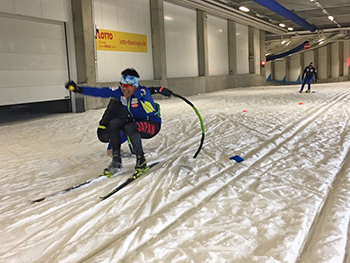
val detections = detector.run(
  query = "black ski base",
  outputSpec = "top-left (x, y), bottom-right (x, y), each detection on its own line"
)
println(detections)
top-left (100, 162), bottom-right (160, 200)
top-left (31, 170), bottom-right (123, 203)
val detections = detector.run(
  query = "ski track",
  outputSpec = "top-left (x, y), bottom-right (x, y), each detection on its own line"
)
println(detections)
top-left (1, 84), bottom-right (350, 262)
top-left (81, 87), bottom-right (350, 262)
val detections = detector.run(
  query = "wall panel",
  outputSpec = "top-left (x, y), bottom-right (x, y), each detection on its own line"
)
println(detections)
top-left (304, 51), bottom-right (314, 67)
top-left (207, 14), bottom-right (228, 76)
top-left (0, 0), bottom-right (67, 21)
top-left (317, 46), bottom-right (327, 79)
top-left (331, 42), bottom-right (340, 78)
top-left (0, 15), bottom-right (69, 105)
top-left (275, 60), bottom-right (285, 81)
top-left (164, 1), bottom-right (198, 78)
top-left (236, 23), bottom-right (249, 74)
top-left (290, 54), bottom-right (301, 82)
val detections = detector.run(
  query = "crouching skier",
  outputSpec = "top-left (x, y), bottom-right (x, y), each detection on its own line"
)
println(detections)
top-left (98, 87), bottom-right (172, 157)
top-left (65, 68), bottom-right (173, 178)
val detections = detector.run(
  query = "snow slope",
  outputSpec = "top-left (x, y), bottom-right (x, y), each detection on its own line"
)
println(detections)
top-left (1, 82), bottom-right (350, 263)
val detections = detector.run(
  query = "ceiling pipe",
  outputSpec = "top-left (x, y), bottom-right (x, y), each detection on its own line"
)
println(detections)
top-left (266, 41), bottom-right (309, 61)
top-left (253, 0), bottom-right (317, 32)
top-left (282, 27), bottom-right (350, 35)
top-left (265, 28), bottom-right (350, 41)
top-left (169, 0), bottom-right (286, 34)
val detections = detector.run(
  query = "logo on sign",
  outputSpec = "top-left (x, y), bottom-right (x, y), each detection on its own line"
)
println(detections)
top-left (304, 43), bottom-right (311, 49)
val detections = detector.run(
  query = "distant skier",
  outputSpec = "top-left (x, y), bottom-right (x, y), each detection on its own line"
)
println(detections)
top-left (65, 68), bottom-right (173, 177)
top-left (299, 62), bottom-right (317, 93)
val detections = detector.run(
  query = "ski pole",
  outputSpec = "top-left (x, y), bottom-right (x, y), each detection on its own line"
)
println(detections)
top-left (171, 93), bottom-right (205, 158)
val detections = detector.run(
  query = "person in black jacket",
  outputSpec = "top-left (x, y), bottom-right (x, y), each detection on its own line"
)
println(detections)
top-left (299, 62), bottom-right (317, 93)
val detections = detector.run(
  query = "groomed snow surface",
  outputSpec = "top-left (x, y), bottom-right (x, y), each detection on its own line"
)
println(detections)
top-left (1, 82), bottom-right (350, 263)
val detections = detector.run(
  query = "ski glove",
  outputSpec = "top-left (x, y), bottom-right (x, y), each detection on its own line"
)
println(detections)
top-left (65, 80), bottom-right (82, 93)
top-left (155, 87), bottom-right (173, 97)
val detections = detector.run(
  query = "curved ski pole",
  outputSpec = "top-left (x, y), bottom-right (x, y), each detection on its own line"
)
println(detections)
top-left (171, 93), bottom-right (205, 158)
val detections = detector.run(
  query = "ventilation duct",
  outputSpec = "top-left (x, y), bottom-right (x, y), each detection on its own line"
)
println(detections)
top-left (253, 0), bottom-right (316, 32)
top-left (266, 41), bottom-right (309, 61)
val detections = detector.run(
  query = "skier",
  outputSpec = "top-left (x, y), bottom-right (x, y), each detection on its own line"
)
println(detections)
top-left (299, 62), bottom-right (317, 93)
top-left (65, 68), bottom-right (173, 177)
top-left (98, 88), bottom-right (171, 157)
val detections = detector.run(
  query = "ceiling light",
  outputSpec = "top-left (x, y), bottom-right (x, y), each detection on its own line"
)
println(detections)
top-left (279, 23), bottom-right (286, 27)
top-left (287, 27), bottom-right (293, 31)
top-left (286, 41), bottom-right (291, 46)
top-left (281, 40), bottom-right (286, 44)
top-left (310, 0), bottom-right (315, 1)
top-left (318, 41), bottom-right (324, 45)
top-left (328, 15), bottom-right (334, 21)
top-left (239, 6), bottom-right (250, 12)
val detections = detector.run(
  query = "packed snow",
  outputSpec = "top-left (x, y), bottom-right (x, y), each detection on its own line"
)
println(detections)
top-left (1, 82), bottom-right (350, 263)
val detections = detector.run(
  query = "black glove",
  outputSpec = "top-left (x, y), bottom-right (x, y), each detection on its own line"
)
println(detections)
top-left (65, 80), bottom-right (81, 93)
top-left (156, 87), bottom-right (173, 97)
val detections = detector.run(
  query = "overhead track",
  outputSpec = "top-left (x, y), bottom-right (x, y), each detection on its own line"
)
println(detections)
top-left (266, 41), bottom-right (309, 61)
top-left (169, 0), bottom-right (286, 34)
top-left (253, 0), bottom-right (317, 32)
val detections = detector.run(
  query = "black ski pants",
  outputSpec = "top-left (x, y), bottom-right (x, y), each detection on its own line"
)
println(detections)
top-left (109, 117), bottom-right (161, 156)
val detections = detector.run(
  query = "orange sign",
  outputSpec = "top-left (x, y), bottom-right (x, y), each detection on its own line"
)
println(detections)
top-left (96, 29), bottom-right (147, 53)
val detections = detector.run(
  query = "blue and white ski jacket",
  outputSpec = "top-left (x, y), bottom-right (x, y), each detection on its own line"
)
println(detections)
top-left (81, 85), bottom-right (161, 123)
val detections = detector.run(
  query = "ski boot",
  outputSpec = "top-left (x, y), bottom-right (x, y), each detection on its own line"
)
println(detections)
top-left (133, 154), bottom-right (149, 179)
top-left (102, 151), bottom-right (122, 177)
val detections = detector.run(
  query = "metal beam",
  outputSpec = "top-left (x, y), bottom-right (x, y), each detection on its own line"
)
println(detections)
top-left (253, 0), bottom-right (316, 32)
top-left (167, 0), bottom-right (286, 34)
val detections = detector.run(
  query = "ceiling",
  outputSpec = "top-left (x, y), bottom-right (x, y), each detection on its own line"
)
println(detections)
top-left (209, 0), bottom-right (350, 57)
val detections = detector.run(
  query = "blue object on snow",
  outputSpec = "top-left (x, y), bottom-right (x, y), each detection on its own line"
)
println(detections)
top-left (230, 155), bottom-right (244, 163)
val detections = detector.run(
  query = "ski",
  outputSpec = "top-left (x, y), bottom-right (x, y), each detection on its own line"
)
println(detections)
top-left (31, 170), bottom-right (123, 203)
top-left (100, 162), bottom-right (160, 200)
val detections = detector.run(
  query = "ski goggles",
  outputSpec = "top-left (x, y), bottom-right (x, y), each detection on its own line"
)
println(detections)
top-left (121, 83), bottom-right (134, 89)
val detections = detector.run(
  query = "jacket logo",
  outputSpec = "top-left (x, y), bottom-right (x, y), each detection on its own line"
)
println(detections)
top-left (121, 97), bottom-right (127, 106)
top-left (137, 121), bottom-right (155, 135)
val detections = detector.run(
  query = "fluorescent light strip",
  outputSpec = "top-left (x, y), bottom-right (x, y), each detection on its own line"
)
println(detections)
top-left (239, 6), bottom-right (250, 12)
